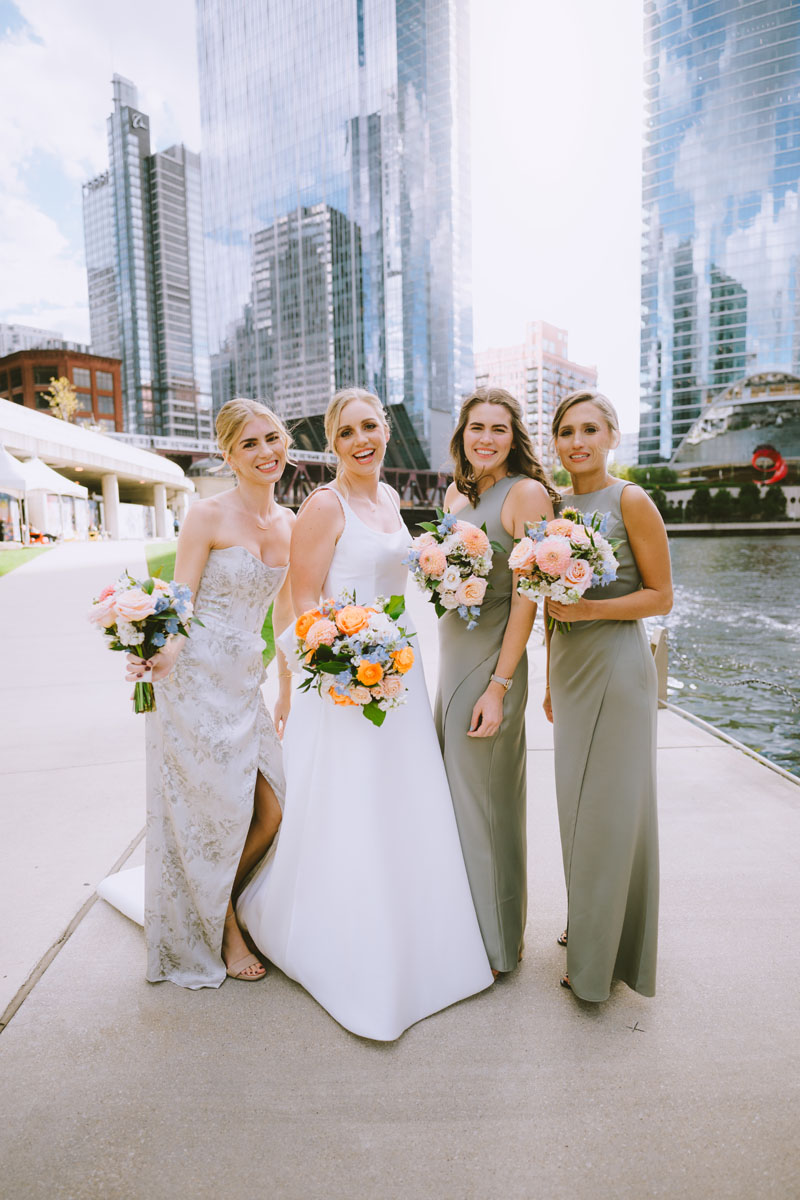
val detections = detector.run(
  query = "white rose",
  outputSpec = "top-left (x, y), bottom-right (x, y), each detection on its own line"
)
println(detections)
top-left (441, 565), bottom-right (461, 590)
top-left (440, 534), bottom-right (458, 555)
top-left (440, 592), bottom-right (460, 609)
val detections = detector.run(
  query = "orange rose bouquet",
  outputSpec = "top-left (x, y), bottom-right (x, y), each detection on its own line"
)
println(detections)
top-left (290, 591), bottom-right (415, 727)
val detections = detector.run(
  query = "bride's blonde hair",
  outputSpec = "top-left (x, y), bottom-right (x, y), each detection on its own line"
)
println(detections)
top-left (216, 398), bottom-right (293, 463)
top-left (324, 388), bottom-right (389, 493)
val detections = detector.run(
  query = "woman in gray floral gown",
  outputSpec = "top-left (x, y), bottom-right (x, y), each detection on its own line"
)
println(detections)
top-left (127, 398), bottom-right (295, 987)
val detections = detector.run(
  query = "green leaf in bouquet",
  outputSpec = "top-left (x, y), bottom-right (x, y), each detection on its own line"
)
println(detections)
top-left (490, 540), bottom-right (506, 555)
top-left (143, 579), bottom-right (155, 594)
top-left (417, 521), bottom-right (439, 534)
top-left (433, 600), bottom-right (447, 619)
top-left (362, 701), bottom-right (387, 728)
top-left (384, 594), bottom-right (406, 621)
top-left (316, 660), bottom-right (349, 674)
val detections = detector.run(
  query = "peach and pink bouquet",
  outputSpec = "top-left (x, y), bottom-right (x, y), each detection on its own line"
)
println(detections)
top-left (289, 591), bottom-right (415, 727)
top-left (509, 507), bottom-right (619, 633)
top-left (405, 510), bottom-right (503, 630)
top-left (88, 572), bottom-right (196, 713)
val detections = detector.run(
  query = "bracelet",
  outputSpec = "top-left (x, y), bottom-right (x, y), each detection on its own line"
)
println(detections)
top-left (278, 671), bottom-right (292, 680)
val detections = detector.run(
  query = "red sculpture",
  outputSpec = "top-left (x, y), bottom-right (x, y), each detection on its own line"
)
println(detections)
top-left (751, 444), bottom-right (787, 484)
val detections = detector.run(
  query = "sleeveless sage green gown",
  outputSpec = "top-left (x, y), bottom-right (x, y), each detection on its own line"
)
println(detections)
top-left (434, 475), bottom-right (528, 973)
top-left (549, 479), bottom-right (659, 1002)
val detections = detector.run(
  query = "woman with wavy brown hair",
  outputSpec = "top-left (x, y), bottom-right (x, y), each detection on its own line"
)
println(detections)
top-left (435, 386), bottom-right (558, 975)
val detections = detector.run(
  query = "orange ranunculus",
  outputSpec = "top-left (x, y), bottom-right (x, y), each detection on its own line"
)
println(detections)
top-left (335, 604), bottom-right (370, 636)
top-left (356, 660), bottom-right (384, 687)
top-left (390, 646), bottom-right (415, 674)
top-left (328, 685), bottom-right (356, 706)
top-left (295, 609), bottom-right (322, 638)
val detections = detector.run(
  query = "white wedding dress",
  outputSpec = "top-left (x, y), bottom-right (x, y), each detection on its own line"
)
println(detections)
top-left (236, 485), bottom-right (493, 1040)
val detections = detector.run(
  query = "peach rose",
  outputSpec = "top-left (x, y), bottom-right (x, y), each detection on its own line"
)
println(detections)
top-left (335, 605), bottom-right (369, 636)
top-left (151, 578), bottom-right (171, 594)
top-left (348, 685), bottom-right (373, 705)
top-left (356, 660), bottom-right (384, 687)
top-left (304, 618), bottom-right (338, 650)
top-left (328, 686), bottom-right (356, 706)
top-left (455, 521), bottom-right (490, 556)
top-left (508, 537), bottom-right (537, 571)
top-left (569, 524), bottom-right (591, 548)
top-left (455, 576), bottom-right (487, 606)
top-left (418, 544), bottom-right (447, 579)
top-left (545, 518), bottom-right (575, 538)
top-left (88, 594), bottom-right (118, 627)
top-left (564, 559), bottom-right (593, 592)
top-left (534, 535), bottom-right (572, 578)
top-left (374, 674), bottom-right (405, 699)
top-left (114, 588), bottom-right (158, 622)
top-left (414, 532), bottom-right (437, 549)
top-left (391, 646), bottom-right (415, 674)
top-left (295, 609), bottom-right (323, 638)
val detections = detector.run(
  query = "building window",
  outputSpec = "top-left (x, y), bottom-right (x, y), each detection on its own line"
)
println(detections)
top-left (33, 365), bottom-right (57, 386)
top-left (13, 394), bottom-right (24, 405)
top-left (0, 372), bottom-right (6, 391)
top-left (96, 394), bottom-right (115, 415)
top-left (73, 367), bottom-right (91, 388)
top-left (75, 390), bottom-right (92, 411)
top-left (36, 391), bottom-right (51, 409)
top-left (10, 368), bottom-right (22, 388)
top-left (96, 370), bottom-right (114, 392)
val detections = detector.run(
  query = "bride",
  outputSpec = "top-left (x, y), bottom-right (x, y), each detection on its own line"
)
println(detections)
top-left (236, 388), bottom-right (494, 1040)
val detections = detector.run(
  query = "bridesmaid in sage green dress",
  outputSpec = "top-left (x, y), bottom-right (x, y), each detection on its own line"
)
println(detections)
top-left (435, 387), bottom-right (557, 974)
top-left (545, 390), bottom-right (673, 1002)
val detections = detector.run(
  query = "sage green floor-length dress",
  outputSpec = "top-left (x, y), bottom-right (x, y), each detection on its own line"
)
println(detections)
top-left (549, 479), bottom-right (659, 1002)
top-left (435, 475), bottom-right (529, 973)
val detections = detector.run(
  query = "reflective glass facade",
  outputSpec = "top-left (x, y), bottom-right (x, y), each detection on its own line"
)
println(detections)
top-left (196, 0), bottom-right (472, 468)
top-left (83, 77), bottom-right (212, 438)
top-left (640, 1), bottom-right (800, 464)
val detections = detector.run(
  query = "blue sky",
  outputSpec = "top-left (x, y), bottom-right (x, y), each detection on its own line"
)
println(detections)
top-left (0, 0), bottom-right (643, 430)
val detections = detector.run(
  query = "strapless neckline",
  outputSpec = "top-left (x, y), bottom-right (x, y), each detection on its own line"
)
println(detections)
top-left (210, 545), bottom-right (288, 572)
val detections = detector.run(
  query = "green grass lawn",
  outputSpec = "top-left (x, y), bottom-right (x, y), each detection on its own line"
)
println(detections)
top-left (0, 546), bottom-right (51, 577)
top-left (145, 543), bottom-right (275, 665)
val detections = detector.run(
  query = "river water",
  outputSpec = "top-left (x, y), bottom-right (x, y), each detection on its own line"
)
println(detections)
top-left (656, 537), bottom-right (800, 775)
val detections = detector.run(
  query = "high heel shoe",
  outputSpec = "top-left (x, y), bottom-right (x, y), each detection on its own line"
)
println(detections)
top-left (223, 911), bottom-right (266, 981)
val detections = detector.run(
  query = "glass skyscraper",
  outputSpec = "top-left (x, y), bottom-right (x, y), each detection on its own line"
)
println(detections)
top-left (640, 1), bottom-right (800, 463)
top-left (196, 0), bottom-right (472, 468)
top-left (83, 76), bottom-right (212, 439)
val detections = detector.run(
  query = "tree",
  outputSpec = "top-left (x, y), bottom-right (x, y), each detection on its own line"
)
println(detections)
top-left (760, 485), bottom-right (787, 521)
top-left (45, 376), bottom-right (79, 422)
top-left (709, 488), bottom-right (735, 522)
top-left (551, 465), bottom-right (571, 488)
top-left (736, 481), bottom-right (761, 520)
top-left (686, 484), bottom-right (712, 522)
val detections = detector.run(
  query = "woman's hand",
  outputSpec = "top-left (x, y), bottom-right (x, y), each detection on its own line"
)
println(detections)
top-left (274, 678), bottom-right (292, 740)
top-left (125, 639), bottom-right (181, 683)
top-left (543, 685), bottom-right (553, 724)
top-left (468, 684), bottom-right (505, 738)
top-left (547, 596), bottom-right (597, 624)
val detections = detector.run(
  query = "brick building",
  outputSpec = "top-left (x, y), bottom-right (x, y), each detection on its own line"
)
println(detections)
top-left (0, 349), bottom-right (123, 432)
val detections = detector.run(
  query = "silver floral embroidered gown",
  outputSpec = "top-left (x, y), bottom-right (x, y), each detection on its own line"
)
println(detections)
top-left (145, 546), bottom-right (286, 989)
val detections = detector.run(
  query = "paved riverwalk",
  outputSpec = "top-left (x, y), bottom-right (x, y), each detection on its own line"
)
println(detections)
top-left (1, 543), bottom-right (798, 1199)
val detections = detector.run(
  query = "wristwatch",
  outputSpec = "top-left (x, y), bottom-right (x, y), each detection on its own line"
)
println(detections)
top-left (490, 673), bottom-right (513, 692)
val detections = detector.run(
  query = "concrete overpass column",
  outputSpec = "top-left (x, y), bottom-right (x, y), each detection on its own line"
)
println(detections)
top-left (153, 483), bottom-right (168, 538)
top-left (173, 491), bottom-right (189, 529)
top-left (101, 473), bottom-right (120, 540)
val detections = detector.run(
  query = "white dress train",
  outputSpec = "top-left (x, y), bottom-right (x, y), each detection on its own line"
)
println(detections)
top-left (236, 486), bottom-right (493, 1040)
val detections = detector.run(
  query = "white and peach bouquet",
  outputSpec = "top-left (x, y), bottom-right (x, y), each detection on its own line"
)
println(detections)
top-left (290, 592), bottom-right (415, 727)
top-left (405, 510), bottom-right (503, 630)
top-left (88, 572), bottom-right (196, 712)
top-left (509, 507), bottom-right (619, 633)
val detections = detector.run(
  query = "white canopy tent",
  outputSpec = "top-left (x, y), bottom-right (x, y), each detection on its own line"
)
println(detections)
top-left (0, 444), bottom-right (27, 498)
top-left (18, 456), bottom-right (89, 499)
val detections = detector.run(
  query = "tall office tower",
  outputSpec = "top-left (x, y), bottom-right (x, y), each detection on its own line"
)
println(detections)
top-left (640, 1), bottom-right (800, 464)
top-left (82, 76), bottom-right (212, 439)
top-left (196, 0), bottom-right (472, 469)
top-left (0, 324), bottom-right (67, 356)
top-left (475, 321), bottom-right (597, 473)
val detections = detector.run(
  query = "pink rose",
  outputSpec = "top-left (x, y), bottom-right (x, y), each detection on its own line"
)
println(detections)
top-left (88, 595), bottom-right (118, 627)
top-left (569, 524), bottom-right (591, 548)
top-left (304, 618), bottom-right (338, 650)
top-left (534, 535), bottom-right (572, 578)
top-left (113, 588), bottom-right (158, 622)
top-left (455, 521), bottom-right (490, 556)
top-left (508, 537), bottom-right (537, 571)
top-left (455, 575), bottom-right (487, 606)
top-left (546, 518), bottom-right (575, 538)
top-left (418, 544), bottom-right (447, 579)
top-left (564, 558), bottom-right (593, 593)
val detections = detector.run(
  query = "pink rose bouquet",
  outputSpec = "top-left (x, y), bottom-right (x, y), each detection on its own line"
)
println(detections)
top-left (88, 571), bottom-right (197, 712)
top-left (510, 507), bottom-right (620, 633)
top-left (405, 509), bottom-right (503, 629)
top-left (287, 591), bottom-right (415, 727)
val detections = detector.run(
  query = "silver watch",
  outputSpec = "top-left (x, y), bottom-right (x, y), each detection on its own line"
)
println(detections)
top-left (490, 673), bottom-right (513, 692)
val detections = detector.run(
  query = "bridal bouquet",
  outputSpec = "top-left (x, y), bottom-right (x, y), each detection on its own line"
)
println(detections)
top-left (291, 592), bottom-right (414, 727)
top-left (405, 510), bottom-right (502, 630)
top-left (89, 572), bottom-right (196, 713)
top-left (509, 508), bottom-right (619, 633)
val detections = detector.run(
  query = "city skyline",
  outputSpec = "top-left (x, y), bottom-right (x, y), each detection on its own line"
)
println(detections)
top-left (0, 0), bottom-right (643, 432)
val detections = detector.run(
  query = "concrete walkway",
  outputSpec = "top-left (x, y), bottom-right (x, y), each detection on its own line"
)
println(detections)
top-left (1, 545), bottom-right (799, 1199)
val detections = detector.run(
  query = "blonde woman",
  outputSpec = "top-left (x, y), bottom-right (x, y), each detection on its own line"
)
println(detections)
top-left (546, 390), bottom-right (672, 1002)
top-left (125, 399), bottom-right (295, 987)
top-left (237, 388), bottom-right (493, 1040)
